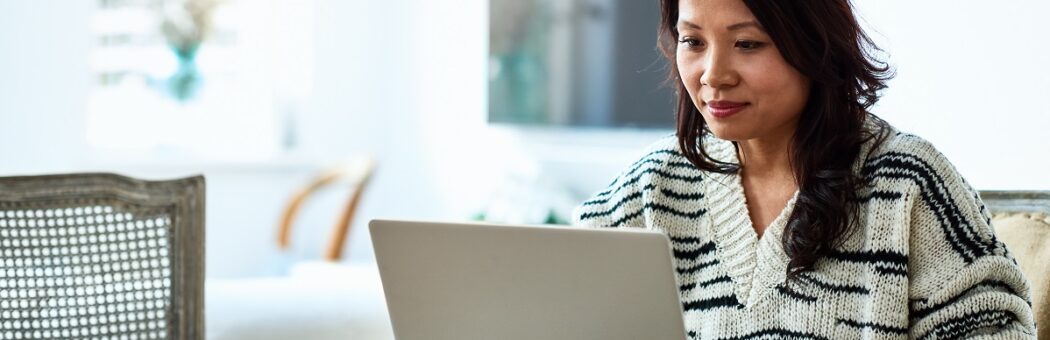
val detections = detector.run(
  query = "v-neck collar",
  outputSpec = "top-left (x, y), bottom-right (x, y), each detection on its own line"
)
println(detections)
top-left (701, 137), bottom-right (797, 309)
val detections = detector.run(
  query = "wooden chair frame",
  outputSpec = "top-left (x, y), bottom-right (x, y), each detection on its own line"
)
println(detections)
top-left (276, 158), bottom-right (376, 261)
top-left (980, 190), bottom-right (1050, 216)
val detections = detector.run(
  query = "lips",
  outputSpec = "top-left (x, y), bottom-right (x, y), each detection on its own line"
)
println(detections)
top-left (705, 100), bottom-right (749, 118)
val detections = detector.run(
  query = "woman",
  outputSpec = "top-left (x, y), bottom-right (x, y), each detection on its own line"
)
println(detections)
top-left (573, 0), bottom-right (1036, 338)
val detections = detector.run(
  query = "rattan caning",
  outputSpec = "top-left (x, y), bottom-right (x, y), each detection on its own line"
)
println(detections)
top-left (0, 174), bottom-right (204, 339)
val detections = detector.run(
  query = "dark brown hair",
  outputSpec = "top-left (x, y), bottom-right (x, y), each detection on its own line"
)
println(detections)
top-left (657, 0), bottom-right (893, 281)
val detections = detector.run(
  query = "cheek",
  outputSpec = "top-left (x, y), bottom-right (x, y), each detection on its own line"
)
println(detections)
top-left (676, 55), bottom-right (703, 95)
top-left (745, 62), bottom-right (809, 109)
top-left (776, 73), bottom-right (811, 110)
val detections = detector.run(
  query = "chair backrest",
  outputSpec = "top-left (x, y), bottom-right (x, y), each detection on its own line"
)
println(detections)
top-left (980, 190), bottom-right (1049, 340)
top-left (276, 156), bottom-right (376, 261)
top-left (0, 173), bottom-right (205, 339)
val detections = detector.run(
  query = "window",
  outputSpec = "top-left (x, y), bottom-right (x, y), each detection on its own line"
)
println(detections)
top-left (488, 0), bottom-right (674, 129)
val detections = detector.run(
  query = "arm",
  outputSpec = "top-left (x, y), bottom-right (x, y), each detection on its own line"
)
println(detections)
top-left (893, 145), bottom-right (1037, 339)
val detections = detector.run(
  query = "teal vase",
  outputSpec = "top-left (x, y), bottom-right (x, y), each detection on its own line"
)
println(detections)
top-left (167, 44), bottom-right (202, 102)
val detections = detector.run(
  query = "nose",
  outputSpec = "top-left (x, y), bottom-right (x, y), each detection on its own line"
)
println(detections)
top-left (699, 49), bottom-right (739, 89)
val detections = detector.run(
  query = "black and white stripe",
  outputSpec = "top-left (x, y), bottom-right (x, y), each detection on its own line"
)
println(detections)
top-left (836, 318), bottom-right (908, 335)
top-left (713, 328), bottom-right (831, 340)
top-left (910, 279), bottom-right (1024, 320)
top-left (797, 273), bottom-right (870, 296)
top-left (826, 249), bottom-right (908, 277)
top-left (682, 295), bottom-right (744, 312)
top-left (862, 151), bottom-right (999, 263)
top-left (918, 309), bottom-right (1019, 340)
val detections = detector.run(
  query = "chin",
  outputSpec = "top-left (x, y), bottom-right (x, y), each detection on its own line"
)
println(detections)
top-left (704, 120), bottom-right (752, 142)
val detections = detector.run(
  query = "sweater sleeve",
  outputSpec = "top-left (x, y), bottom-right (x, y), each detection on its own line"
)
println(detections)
top-left (896, 141), bottom-right (1037, 339)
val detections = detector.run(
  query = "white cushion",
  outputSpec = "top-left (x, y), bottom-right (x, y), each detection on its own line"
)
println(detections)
top-left (993, 212), bottom-right (1050, 340)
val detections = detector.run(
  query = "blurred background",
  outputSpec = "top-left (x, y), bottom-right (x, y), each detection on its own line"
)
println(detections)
top-left (1, 0), bottom-right (1048, 338)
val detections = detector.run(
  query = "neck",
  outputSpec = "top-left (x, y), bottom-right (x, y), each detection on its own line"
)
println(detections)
top-left (736, 128), bottom-right (796, 182)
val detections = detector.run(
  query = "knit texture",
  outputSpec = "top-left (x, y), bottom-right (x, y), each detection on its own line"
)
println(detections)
top-left (572, 123), bottom-right (1037, 339)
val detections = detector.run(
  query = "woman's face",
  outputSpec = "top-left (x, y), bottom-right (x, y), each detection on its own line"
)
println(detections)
top-left (676, 0), bottom-right (811, 143)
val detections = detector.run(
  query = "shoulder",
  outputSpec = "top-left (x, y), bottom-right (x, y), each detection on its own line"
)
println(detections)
top-left (868, 129), bottom-right (947, 163)
top-left (858, 125), bottom-right (996, 242)
top-left (859, 127), bottom-right (1007, 257)
top-left (632, 134), bottom-right (684, 166)
top-left (633, 133), bottom-right (736, 167)
top-left (629, 134), bottom-right (727, 183)
top-left (861, 126), bottom-right (967, 190)
top-left (860, 127), bottom-right (980, 213)
top-left (571, 134), bottom-right (707, 228)
top-left (599, 134), bottom-right (702, 191)
top-left (613, 134), bottom-right (722, 176)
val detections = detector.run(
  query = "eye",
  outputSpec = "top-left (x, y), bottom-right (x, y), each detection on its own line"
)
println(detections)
top-left (735, 40), bottom-right (766, 50)
top-left (678, 37), bottom-right (704, 49)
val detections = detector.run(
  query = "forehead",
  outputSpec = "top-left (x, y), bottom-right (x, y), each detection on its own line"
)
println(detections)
top-left (678, 0), bottom-right (757, 25)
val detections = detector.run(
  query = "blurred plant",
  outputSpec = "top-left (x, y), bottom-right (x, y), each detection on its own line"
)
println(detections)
top-left (157, 0), bottom-right (223, 101)
top-left (160, 0), bottom-right (221, 56)
top-left (470, 172), bottom-right (576, 226)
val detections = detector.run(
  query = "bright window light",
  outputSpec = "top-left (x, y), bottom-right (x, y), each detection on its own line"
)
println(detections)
top-left (87, 0), bottom-right (313, 162)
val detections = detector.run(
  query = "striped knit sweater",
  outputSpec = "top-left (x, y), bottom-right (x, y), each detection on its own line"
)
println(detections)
top-left (572, 124), bottom-right (1036, 339)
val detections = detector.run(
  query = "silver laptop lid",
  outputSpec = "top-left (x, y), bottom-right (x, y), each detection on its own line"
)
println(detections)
top-left (369, 219), bottom-right (687, 340)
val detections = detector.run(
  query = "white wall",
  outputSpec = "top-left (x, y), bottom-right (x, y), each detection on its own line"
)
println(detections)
top-left (1, 0), bottom-right (1048, 278)
top-left (0, 1), bottom-right (93, 169)
top-left (852, 0), bottom-right (1050, 190)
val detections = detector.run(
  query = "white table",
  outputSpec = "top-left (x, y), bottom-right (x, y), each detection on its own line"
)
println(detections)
top-left (205, 263), bottom-right (395, 340)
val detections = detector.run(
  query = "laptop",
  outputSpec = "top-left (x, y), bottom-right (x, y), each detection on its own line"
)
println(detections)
top-left (369, 219), bottom-right (688, 340)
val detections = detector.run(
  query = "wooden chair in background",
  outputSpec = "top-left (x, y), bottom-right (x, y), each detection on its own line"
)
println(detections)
top-left (276, 156), bottom-right (376, 261)
top-left (206, 157), bottom-right (390, 340)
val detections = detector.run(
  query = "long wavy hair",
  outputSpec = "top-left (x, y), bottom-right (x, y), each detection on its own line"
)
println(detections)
top-left (657, 0), bottom-right (893, 281)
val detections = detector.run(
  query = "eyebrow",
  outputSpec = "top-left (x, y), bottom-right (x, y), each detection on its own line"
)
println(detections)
top-left (677, 20), bottom-right (765, 32)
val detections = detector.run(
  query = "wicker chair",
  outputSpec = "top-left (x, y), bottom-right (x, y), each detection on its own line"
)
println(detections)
top-left (0, 173), bottom-right (205, 339)
top-left (981, 191), bottom-right (1050, 340)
